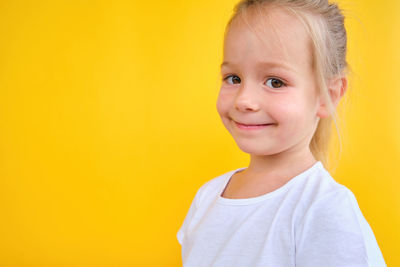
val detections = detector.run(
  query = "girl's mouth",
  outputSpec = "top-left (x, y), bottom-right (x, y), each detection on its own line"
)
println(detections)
top-left (234, 121), bottom-right (274, 130)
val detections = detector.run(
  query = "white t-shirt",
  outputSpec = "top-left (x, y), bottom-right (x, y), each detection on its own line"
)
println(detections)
top-left (177, 161), bottom-right (386, 267)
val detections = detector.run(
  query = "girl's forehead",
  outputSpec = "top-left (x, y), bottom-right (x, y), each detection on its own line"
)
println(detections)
top-left (232, 6), bottom-right (310, 45)
top-left (224, 7), bottom-right (313, 70)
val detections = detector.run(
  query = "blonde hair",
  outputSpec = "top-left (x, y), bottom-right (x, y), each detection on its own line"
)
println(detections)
top-left (224, 0), bottom-right (350, 170)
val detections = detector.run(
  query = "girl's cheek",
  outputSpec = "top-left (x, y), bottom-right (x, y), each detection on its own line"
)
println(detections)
top-left (216, 95), bottom-right (229, 114)
top-left (273, 93), bottom-right (300, 110)
top-left (217, 91), bottom-right (233, 105)
top-left (218, 87), bottom-right (234, 96)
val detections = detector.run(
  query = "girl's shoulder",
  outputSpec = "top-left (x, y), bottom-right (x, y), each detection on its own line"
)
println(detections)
top-left (295, 173), bottom-right (386, 266)
top-left (193, 167), bottom-right (247, 207)
top-left (299, 162), bottom-right (352, 202)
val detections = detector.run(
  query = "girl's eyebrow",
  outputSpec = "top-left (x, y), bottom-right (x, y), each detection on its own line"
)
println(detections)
top-left (220, 61), bottom-right (297, 74)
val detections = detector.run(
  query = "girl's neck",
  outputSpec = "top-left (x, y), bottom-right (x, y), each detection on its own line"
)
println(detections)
top-left (245, 150), bottom-right (317, 178)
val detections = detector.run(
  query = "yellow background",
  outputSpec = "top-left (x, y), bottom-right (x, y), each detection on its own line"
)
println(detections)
top-left (0, 0), bottom-right (398, 266)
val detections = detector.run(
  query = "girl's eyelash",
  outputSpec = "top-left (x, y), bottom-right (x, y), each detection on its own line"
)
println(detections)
top-left (222, 74), bottom-right (287, 87)
top-left (222, 74), bottom-right (235, 82)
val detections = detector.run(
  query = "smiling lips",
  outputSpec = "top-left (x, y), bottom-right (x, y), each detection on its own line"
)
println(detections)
top-left (233, 120), bottom-right (274, 130)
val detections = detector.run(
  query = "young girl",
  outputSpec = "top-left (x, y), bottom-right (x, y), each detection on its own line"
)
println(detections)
top-left (177, 0), bottom-right (386, 266)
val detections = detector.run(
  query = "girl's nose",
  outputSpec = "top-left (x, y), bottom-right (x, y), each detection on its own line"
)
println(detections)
top-left (234, 82), bottom-right (260, 112)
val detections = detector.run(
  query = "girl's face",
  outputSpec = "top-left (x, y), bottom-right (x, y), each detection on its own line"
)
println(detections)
top-left (217, 7), bottom-right (322, 157)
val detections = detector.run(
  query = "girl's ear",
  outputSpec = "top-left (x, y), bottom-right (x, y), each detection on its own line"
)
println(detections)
top-left (316, 75), bottom-right (347, 118)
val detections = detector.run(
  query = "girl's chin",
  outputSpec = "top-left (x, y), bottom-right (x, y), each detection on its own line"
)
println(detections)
top-left (235, 143), bottom-right (279, 155)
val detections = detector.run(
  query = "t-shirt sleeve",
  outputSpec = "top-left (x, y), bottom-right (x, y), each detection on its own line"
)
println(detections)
top-left (295, 188), bottom-right (386, 267)
top-left (176, 185), bottom-right (203, 245)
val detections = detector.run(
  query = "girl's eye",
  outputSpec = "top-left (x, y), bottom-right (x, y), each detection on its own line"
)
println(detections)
top-left (266, 78), bottom-right (285, 89)
top-left (223, 75), bottom-right (286, 88)
top-left (223, 75), bottom-right (241, 84)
